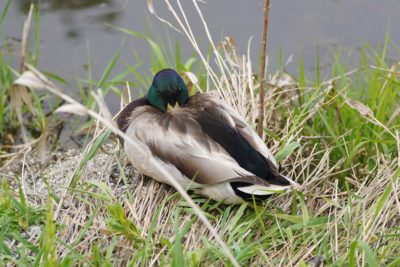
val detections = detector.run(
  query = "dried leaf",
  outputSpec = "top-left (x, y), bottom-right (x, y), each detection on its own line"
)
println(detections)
top-left (346, 99), bottom-right (374, 117)
top-left (10, 85), bottom-right (23, 120)
top-left (9, 84), bottom-right (37, 142)
top-left (9, 84), bottom-right (28, 141)
top-left (121, 81), bottom-right (132, 108)
top-left (147, 0), bottom-right (155, 14)
top-left (14, 71), bottom-right (46, 90)
top-left (388, 105), bottom-right (400, 125)
top-left (146, 0), bottom-right (182, 33)
top-left (182, 72), bottom-right (199, 95)
top-left (92, 90), bottom-right (114, 123)
top-left (270, 71), bottom-right (298, 89)
top-left (37, 121), bottom-right (49, 164)
top-left (219, 36), bottom-right (240, 67)
top-left (184, 71), bottom-right (198, 85)
top-left (19, 4), bottom-right (34, 73)
top-left (16, 85), bottom-right (35, 114)
top-left (56, 104), bottom-right (87, 116)
top-left (220, 36), bottom-right (237, 54)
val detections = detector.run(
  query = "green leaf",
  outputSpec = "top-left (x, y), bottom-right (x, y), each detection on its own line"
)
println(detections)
top-left (85, 180), bottom-right (114, 201)
top-left (71, 206), bottom-right (100, 247)
top-left (96, 49), bottom-right (121, 89)
top-left (106, 202), bottom-right (144, 244)
top-left (79, 130), bottom-right (112, 169)
top-left (184, 57), bottom-right (197, 71)
top-left (297, 191), bottom-right (309, 227)
top-left (172, 209), bottom-right (185, 267)
top-left (388, 258), bottom-right (400, 267)
top-left (0, 0), bottom-right (12, 27)
top-left (275, 142), bottom-right (300, 162)
top-left (348, 239), bottom-right (379, 267)
top-left (373, 167), bottom-right (400, 218)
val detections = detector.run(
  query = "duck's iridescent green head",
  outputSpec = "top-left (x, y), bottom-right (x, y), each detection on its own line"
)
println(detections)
top-left (147, 69), bottom-right (189, 112)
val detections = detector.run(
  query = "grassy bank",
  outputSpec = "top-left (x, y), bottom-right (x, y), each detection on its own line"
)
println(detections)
top-left (1, 2), bottom-right (400, 267)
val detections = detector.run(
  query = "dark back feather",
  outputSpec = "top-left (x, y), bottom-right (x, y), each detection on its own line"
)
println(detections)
top-left (190, 95), bottom-right (290, 186)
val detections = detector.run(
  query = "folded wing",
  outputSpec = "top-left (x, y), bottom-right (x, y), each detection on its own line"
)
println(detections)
top-left (127, 107), bottom-right (271, 187)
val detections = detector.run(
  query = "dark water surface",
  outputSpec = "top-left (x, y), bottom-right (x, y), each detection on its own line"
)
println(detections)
top-left (2, 0), bottom-right (400, 113)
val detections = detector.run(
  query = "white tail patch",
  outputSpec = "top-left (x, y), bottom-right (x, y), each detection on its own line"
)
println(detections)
top-left (236, 184), bottom-right (292, 196)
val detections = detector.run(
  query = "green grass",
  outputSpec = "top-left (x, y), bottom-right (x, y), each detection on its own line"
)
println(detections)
top-left (0, 184), bottom-right (46, 265)
top-left (1, 3), bottom-right (400, 267)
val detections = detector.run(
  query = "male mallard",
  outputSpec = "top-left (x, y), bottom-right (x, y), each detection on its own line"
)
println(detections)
top-left (117, 69), bottom-right (295, 204)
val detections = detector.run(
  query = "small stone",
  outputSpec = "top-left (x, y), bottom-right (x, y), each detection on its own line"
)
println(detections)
top-left (27, 226), bottom-right (41, 239)
top-left (307, 256), bottom-right (326, 267)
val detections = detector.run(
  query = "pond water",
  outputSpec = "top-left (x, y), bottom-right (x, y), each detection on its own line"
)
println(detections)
top-left (1, 0), bottom-right (400, 114)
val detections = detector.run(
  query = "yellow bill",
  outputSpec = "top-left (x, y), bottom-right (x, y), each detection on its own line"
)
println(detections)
top-left (167, 103), bottom-right (179, 112)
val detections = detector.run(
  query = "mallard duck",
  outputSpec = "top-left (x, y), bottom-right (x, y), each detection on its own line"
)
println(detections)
top-left (117, 68), bottom-right (295, 204)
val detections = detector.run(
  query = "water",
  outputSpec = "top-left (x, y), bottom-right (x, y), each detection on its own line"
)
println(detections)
top-left (2, 0), bottom-right (400, 114)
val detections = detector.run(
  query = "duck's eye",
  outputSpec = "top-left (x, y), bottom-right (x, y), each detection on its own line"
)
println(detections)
top-left (178, 87), bottom-right (181, 93)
